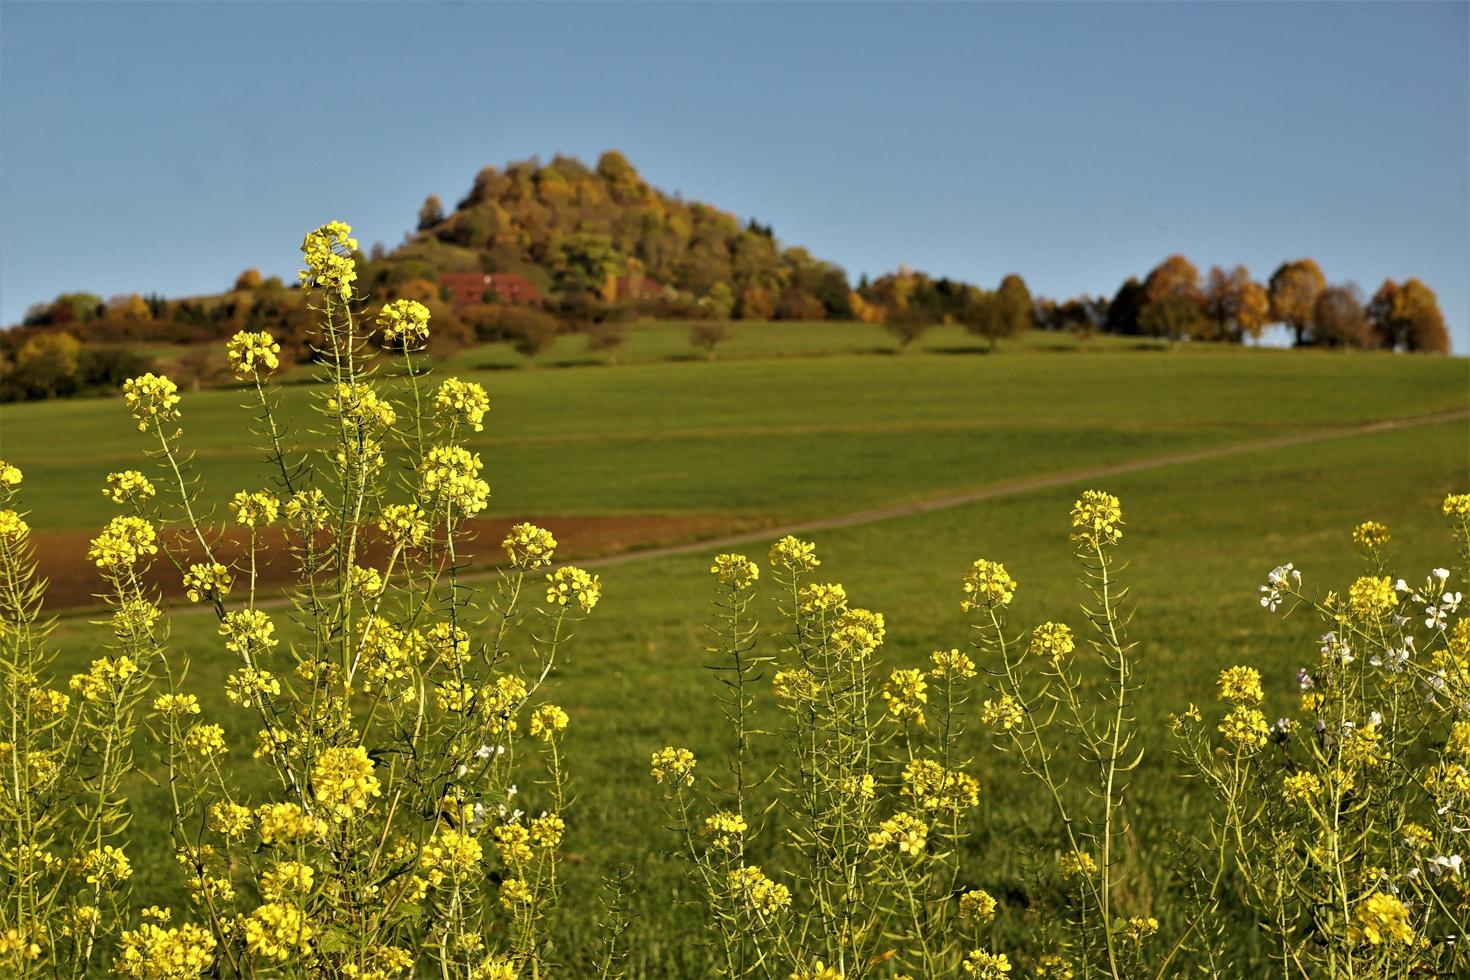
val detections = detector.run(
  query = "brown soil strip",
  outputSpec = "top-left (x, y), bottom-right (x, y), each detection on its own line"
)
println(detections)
top-left (35, 513), bottom-right (772, 613)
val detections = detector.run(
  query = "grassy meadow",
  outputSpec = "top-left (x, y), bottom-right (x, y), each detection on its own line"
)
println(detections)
top-left (6, 326), bottom-right (1468, 973)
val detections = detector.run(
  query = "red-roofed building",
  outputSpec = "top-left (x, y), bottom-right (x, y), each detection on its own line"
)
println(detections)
top-left (439, 271), bottom-right (545, 307)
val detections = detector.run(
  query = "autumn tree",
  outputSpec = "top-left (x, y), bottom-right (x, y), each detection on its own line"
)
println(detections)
top-left (552, 232), bottom-right (624, 296)
top-left (234, 268), bottom-right (263, 291)
top-left (418, 194), bottom-right (445, 231)
top-left (1313, 283), bottom-right (1369, 348)
top-left (1203, 265), bottom-right (1270, 342)
top-left (1269, 258), bottom-right (1326, 346)
top-left (1368, 278), bottom-right (1450, 353)
top-left (1143, 254), bottom-right (1203, 306)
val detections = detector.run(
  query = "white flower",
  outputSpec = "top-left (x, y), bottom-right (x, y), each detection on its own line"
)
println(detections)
top-left (1260, 564), bottom-right (1300, 612)
top-left (1434, 568), bottom-right (1451, 581)
top-left (1431, 854), bottom-right (1464, 877)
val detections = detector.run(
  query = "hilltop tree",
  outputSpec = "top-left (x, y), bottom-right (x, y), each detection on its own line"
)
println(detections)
top-left (418, 194), bottom-right (445, 231)
top-left (1143, 254), bottom-right (1203, 306)
top-left (1203, 265), bottom-right (1270, 342)
top-left (234, 268), bottom-right (263, 291)
top-left (1269, 258), bottom-right (1326, 346)
top-left (1368, 278), bottom-right (1450, 353)
top-left (962, 275), bottom-right (1033, 351)
top-left (1313, 283), bottom-right (1369, 348)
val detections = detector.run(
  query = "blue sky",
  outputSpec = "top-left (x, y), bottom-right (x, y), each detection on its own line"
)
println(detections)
top-left (2, 1), bottom-right (1467, 348)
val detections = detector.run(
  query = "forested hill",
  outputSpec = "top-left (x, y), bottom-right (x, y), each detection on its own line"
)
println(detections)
top-left (388, 150), bottom-right (852, 320)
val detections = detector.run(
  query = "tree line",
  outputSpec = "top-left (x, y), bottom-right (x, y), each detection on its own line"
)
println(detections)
top-left (852, 254), bottom-right (1449, 354)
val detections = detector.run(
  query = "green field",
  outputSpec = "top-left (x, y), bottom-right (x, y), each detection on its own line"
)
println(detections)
top-left (7, 332), bottom-right (1469, 973)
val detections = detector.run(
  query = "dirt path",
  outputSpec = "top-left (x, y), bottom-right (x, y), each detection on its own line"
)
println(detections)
top-left (53, 408), bottom-right (1466, 621)
top-left (576, 408), bottom-right (1469, 571)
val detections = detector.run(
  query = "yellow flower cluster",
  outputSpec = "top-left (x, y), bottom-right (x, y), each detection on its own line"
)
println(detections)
top-left (929, 648), bottom-right (976, 679)
top-left (434, 377), bottom-right (490, 432)
top-left (882, 669), bottom-right (928, 725)
top-left (299, 220), bottom-right (357, 297)
top-left (959, 889), bottom-right (998, 922)
top-left (769, 535), bottom-right (819, 573)
top-left (285, 488), bottom-right (330, 529)
top-left (1281, 771), bottom-right (1321, 805)
top-left (377, 503), bottom-right (429, 547)
top-left (798, 582), bottom-right (847, 614)
top-left (113, 915), bottom-right (216, 979)
top-left (104, 469), bottom-right (155, 505)
top-left (153, 692), bottom-right (200, 717)
top-left (0, 509), bottom-right (28, 544)
top-left (503, 522), bottom-right (557, 569)
top-left (226, 329), bottom-right (282, 379)
top-left (123, 373), bottom-right (182, 431)
top-left (84, 845), bottom-right (133, 884)
top-left (962, 950), bottom-right (1012, 978)
top-left (261, 861), bottom-right (314, 900)
top-left (902, 758), bottom-right (980, 811)
top-left (494, 823), bottom-right (534, 865)
top-left (419, 445), bottom-right (490, 517)
top-left (1217, 665), bottom-right (1264, 705)
top-left (530, 813), bottom-right (564, 850)
top-left (701, 811), bottom-right (747, 849)
top-left (1351, 891), bottom-right (1414, 946)
top-left (1351, 520), bottom-right (1390, 551)
top-left (710, 552), bottom-right (759, 590)
top-left (87, 515), bottom-right (158, 570)
top-left (962, 559), bottom-right (1016, 611)
top-left (1030, 622), bottom-right (1075, 662)
top-left (1219, 705), bottom-right (1269, 751)
top-left (256, 803), bottom-right (326, 845)
top-left (184, 723), bottom-right (228, 757)
top-left (113, 598), bottom-right (161, 638)
top-left (69, 656), bottom-right (139, 702)
top-left (1069, 489), bottom-right (1123, 547)
top-left (546, 565), bottom-right (601, 612)
top-left (980, 695), bottom-right (1025, 731)
top-left (1443, 492), bottom-right (1470, 518)
top-left (1059, 852), bottom-right (1098, 879)
top-left (348, 564), bottom-right (384, 597)
top-left (329, 382), bottom-right (397, 430)
top-left (242, 901), bottom-right (315, 962)
top-left (868, 812), bottom-right (928, 855)
top-left (311, 745), bottom-right (381, 822)
top-left (728, 865), bottom-right (792, 915)
top-left (831, 607), bottom-right (885, 659)
top-left (225, 667), bottom-right (281, 708)
top-left (1348, 575), bottom-right (1397, 619)
top-left (650, 746), bottom-right (697, 786)
top-left (220, 608), bottom-right (277, 654)
top-left (377, 298), bottom-right (430, 345)
top-left (229, 490), bottom-right (279, 528)
top-left (421, 828), bottom-right (484, 883)
top-left (183, 562), bottom-right (233, 603)
top-left (1125, 916), bottom-right (1160, 942)
top-left (208, 802), bottom-right (251, 838)
top-left (529, 704), bottom-right (569, 740)
top-left (0, 459), bottom-right (20, 490)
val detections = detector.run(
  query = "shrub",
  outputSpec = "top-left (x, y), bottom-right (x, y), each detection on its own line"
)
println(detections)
top-left (499, 307), bottom-right (560, 360)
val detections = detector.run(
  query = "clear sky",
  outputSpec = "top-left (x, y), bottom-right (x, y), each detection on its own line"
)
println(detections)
top-left (2, 1), bottom-right (1467, 348)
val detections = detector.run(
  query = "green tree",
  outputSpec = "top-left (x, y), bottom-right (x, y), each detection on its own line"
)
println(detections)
top-left (552, 232), bottom-right (624, 296)
top-left (418, 194), bottom-right (445, 231)
top-left (1138, 295), bottom-right (1205, 345)
top-left (963, 274), bottom-right (1032, 351)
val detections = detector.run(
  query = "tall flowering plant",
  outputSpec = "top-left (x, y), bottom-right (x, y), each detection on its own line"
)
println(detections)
top-left (0, 222), bottom-right (599, 978)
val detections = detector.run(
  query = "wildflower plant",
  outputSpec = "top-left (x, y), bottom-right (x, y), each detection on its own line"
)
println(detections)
top-left (0, 223), bottom-right (598, 978)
